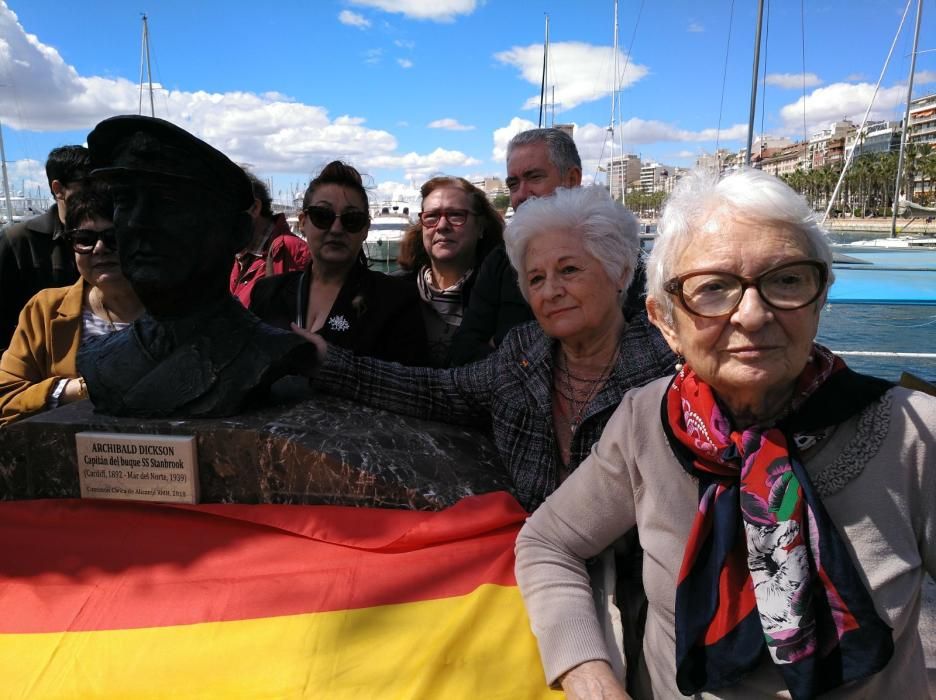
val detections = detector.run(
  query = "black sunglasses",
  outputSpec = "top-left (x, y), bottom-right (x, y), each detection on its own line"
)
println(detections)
top-left (303, 206), bottom-right (370, 233)
top-left (65, 227), bottom-right (118, 254)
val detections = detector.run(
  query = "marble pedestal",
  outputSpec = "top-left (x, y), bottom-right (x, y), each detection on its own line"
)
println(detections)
top-left (0, 379), bottom-right (511, 510)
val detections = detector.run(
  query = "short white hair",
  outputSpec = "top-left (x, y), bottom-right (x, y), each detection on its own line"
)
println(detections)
top-left (504, 185), bottom-right (640, 301)
top-left (647, 167), bottom-right (834, 324)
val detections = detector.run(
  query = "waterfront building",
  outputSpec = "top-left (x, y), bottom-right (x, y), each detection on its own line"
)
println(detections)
top-left (606, 154), bottom-right (641, 201)
top-left (640, 162), bottom-right (673, 193)
top-left (759, 143), bottom-right (809, 177)
top-left (695, 149), bottom-right (733, 173)
top-left (469, 176), bottom-right (509, 204)
top-left (908, 93), bottom-right (936, 148)
top-left (808, 120), bottom-right (855, 169)
top-left (846, 120), bottom-right (902, 158)
top-left (738, 135), bottom-right (793, 166)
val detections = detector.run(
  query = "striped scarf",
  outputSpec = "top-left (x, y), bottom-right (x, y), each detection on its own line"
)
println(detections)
top-left (664, 345), bottom-right (894, 698)
top-left (416, 266), bottom-right (473, 327)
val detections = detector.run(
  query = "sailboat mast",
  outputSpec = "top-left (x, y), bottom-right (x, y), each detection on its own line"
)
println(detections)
top-left (139, 14), bottom-right (156, 118)
top-left (609, 0), bottom-right (618, 198)
top-left (890, 0), bottom-right (923, 238)
top-left (538, 15), bottom-right (549, 128)
top-left (0, 118), bottom-right (14, 225)
top-left (821, 0), bottom-right (913, 226)
top-left (745, 0), bottom-right (765, 167)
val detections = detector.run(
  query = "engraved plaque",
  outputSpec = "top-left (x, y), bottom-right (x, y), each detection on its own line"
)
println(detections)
top-left (76, 432), bottom-right (198, 504)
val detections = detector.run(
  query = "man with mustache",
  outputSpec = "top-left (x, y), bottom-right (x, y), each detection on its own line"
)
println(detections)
top-left (77, 115), bottom-right (314, 418)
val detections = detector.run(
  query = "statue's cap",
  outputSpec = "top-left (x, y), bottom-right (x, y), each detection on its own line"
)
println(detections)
top-left (88, 115), bottom-right (253, 211)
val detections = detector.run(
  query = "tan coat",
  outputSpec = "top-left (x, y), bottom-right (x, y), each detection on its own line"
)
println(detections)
top-left (0, 279), bottom-right (84, 427)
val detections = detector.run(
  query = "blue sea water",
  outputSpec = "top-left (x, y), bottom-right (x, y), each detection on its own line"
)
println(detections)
top-left (823, 244), bottom-right (936, 382)
top-left (817, 303), bottom-right (936, 382)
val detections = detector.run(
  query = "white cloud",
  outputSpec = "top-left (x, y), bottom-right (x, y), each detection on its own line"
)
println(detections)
top-left (428, 118), bottom-right (475, 131)
top-left (491, 117), bottom-right (537, 161)
top-left (368, 148), bottom-right (481, 180)
top-left (610, 118), bottom-right (749, 144)
top-left (338, 10), bottom-right (371, 29)
top-left (766, 72), bottom-right (822, 89)
top-left (494, 41), bottom-right (649, 111)
top-left (779, 82), bottom-right (908, 134)
top-left (5, 158), bottom-right (48, 198)
top-left (0, 5), bottom-right (465, 180)
top-left (372, 180), bottom-right (420, 202)
top-left (394, 39), bottom-right (415, 49)
top-left (363, 48), bottom-right (383, 64)
top-left (350, 0), bottom-right (476, 22)
top-left (397, 58), bottom-right (413, 68)
top-left (688, 22), bottom-right (704, 33)
top-left (915, 70), bottom-right (936, 85)
top-left (844, 72), bottom-right (866, 82)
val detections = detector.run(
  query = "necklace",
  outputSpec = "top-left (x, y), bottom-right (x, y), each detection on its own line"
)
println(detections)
top-left (92, 288), bottom-right (118, 331)
top-left (556, 348), bottom-right (619, 437)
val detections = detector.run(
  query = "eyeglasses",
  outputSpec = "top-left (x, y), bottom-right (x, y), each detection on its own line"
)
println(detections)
top-left (303, 206), bottom-right (370, 233)
top-left (663, 260), bottom-right (828, 318)
top-left (419, 209), bottom-right (474, 227)
top-left (64, 227), bottom-right (118, 254)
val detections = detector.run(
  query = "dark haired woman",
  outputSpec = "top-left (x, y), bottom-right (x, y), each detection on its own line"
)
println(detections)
top-left (0, 185), bottom-right (143, 426)
top-left (250, 161), bottom-right (427, 365)
top-left (396, 177), bottom-right (503, 366)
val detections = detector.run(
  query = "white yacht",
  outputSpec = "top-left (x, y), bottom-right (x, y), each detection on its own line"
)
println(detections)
top-left (364, 201), bottom-right (413, 267)
top-left (0, 194), bottom-right (48, 225)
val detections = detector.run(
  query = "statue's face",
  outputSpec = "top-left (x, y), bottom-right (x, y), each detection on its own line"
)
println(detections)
top-left (110, 175), bottom-right (242, 315)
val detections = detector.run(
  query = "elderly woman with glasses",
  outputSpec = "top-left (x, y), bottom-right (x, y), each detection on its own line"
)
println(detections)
top-left (294, 185), bottom-right (675, 512)
top-left (250, 160), bottom-right (427, 365)
top-left (395, 177), bottom-right (504, 366)
top-left (515, 168), bottom-right (936, 699)
top-left (0, 184), bottom-right (143, 426)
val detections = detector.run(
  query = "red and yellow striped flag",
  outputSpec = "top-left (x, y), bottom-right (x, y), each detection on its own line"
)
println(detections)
top-left (0, 492), bottom-right (561, 699)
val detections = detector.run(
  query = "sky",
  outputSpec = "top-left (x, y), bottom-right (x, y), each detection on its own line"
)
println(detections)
top-left (1, 0), bottom-right (935, 206)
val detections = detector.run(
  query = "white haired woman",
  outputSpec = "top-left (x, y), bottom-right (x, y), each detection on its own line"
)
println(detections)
top-left (515, 168), bottom-right (936, 699)
top-left (294, 185), bottom-right (675, 512)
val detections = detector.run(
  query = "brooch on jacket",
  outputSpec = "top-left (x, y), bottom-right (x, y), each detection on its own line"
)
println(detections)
top-left (328, 315), bottom-right (350, 332)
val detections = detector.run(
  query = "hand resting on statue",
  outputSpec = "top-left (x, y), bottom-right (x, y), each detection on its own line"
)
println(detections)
top-left (290, 322), bottom-right (329, 373)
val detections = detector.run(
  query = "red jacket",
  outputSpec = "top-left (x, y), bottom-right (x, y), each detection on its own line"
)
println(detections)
top-left (230, 213), bottom-right (310, 307)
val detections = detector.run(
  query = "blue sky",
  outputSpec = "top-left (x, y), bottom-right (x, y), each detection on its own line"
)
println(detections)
top-left (1, 0), bottom-right (934, 204)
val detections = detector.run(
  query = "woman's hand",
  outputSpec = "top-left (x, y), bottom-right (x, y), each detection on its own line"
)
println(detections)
top-left (61, 377), bottom-right (89, 405)
top-left (290, 323), bottom-right (329, 365)
top-left (559, 661), bottom-right (631, 700)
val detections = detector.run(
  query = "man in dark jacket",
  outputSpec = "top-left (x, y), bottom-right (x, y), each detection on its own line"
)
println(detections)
top-left (448, 129), bottom-right (581, 366)
top-left (0, 146), bottom-right (89, 350)
top-left (449, 128), bottom-right (647, 367)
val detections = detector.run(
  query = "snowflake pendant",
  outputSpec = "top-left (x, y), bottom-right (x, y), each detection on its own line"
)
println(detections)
top-left (327, 315), bottom-right (350, 332)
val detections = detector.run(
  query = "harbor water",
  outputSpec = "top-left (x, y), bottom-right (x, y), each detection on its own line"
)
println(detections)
top-left (825, 236), bottom-right (936, 382)
top-left (818, 303), bottom-right (936, 382)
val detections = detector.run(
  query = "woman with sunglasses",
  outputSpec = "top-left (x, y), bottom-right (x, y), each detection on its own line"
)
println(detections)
top-left (395, 177), bottom-right (503, 366)
top-left (0, 184), bottom-right (143, 426)
top-left (250, 160), bottom-right (427, 365)
top-left (515, 168), bottom-right (936, 699)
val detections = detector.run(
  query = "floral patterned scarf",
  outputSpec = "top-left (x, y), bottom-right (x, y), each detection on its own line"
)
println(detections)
top-left (663, 344), bottom-right (894, 698)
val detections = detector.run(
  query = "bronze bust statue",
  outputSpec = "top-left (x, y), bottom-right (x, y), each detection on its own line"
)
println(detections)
top-left (77, 115), bottom-right (315, 417)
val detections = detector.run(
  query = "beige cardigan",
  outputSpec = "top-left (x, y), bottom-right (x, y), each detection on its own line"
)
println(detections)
top-left (516, 376), bottom-right (936, 699)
